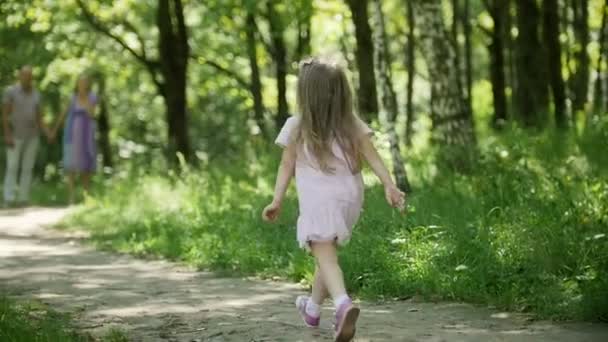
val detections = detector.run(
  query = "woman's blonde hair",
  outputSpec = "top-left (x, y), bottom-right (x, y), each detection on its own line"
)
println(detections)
top-left (73, 73), bottom-right (92, 94)
top-left (295, 57), bottom-right (362, 174)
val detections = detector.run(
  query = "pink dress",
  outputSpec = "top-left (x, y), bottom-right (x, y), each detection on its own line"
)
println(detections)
top-left (275, 116), bottom-right (373, 249)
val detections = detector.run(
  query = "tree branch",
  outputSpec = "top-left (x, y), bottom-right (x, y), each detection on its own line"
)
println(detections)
top-left (255, 12), bottom-right (276, 58)
top-left (173, 0), bottom-right (190, 57)
top-left (191, 55), bottom-right (251, 89)
top-left (76, 0), bottom-right (148, 66)
top-left (118, 18), bottom-right (149, 61)
top-left (75, 0), bottom-right (165, 96)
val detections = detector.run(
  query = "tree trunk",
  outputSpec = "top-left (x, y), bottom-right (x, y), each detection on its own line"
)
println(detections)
top-left (267, 0), bottom-right (289, 128)
top-left (404, 0), bottom-right (416, 146)
top-left (464, 0), bottom-right (473, 117)
top-left (562, 0), bottom-right (573, 112)
top-left (593, 1), bottom-right (608, 114)
top-left (488, 0), bottom-right (508, 127)
top-left (158, 0), bottom-right (190, 161)
top-left (452, 0), bottom-right (460, 44)
top-left (246, 12), bottom-right (266, 137)
top-left (75, 0), bottom-right (191, 164)
top-left (95, 74), bottom-right (113, 168)
top-left (345, 0), bottom-right (379, 119)
top-left (543, 0), bottom-right (567, 128)
top-left (372, 0), bottom-right (411, 192)
top-left (515, 0), bottom-right (549, 128)
top-left (452, 0), bottom-right (473, 118)
top-left (295, 1), bottom-right (312, 61)
top-left (451, 0), bottom-right (466, 101)
top-left (505, 0), bottom-right (517, 117)
top-left (413, 0), bottom-right (477, 171)
top-left (571, 0), bottom-right (590, 115)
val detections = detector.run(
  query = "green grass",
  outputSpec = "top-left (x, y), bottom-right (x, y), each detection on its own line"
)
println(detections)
top-left (0, 176), bottom-right (73, 208)
top-left (62, 119), bottom-right (608, 322)
top-left (0, 295), bottom-right (128, 342)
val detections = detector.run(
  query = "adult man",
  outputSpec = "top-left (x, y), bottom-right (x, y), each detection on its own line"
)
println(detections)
top-left (2, 66), bottom-right (52, 207)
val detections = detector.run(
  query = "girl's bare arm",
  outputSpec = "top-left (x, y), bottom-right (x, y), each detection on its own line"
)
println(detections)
top-left (271, 142), bottom-right (297, 204)
top-left (359, 135), bottom-right (395, 188)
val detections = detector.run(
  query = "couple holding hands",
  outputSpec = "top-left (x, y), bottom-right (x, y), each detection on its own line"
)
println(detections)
top-left (3, 66), bottom-right (98, 206)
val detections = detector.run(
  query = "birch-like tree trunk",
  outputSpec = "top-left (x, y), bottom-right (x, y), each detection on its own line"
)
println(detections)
top-left (593, 2), bottom-right (608, 114)
top-left (412, 0), bottom-right (477, 170)
top-left (463, 0), bottom-right (473, 117)
top-left (404, 0), bottom-right (416, 146)
top-left (372, 0), bottom-right (411, 192)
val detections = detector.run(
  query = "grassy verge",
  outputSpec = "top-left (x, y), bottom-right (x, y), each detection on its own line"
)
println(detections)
top-left (63, 122), bottom-right (608, 321)
top-left (0, 295), bottom-right (128, 342)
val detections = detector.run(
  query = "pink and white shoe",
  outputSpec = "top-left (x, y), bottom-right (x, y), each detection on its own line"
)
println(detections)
top-left (295, 296), bottom-right (320, 328)
top-left (334, 298), bottom-right (360, 342)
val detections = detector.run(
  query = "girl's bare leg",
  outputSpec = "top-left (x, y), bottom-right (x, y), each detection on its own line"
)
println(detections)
top-left (311, 263), bottom-right (330, 305)
top-left (310, 241), bottom-right (347, 301)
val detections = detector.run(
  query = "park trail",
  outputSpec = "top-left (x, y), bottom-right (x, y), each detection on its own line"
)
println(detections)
top-left (1, 207), bottom-right (608, 342)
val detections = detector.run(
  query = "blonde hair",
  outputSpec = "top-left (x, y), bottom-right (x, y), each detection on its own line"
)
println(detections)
top-left (295, 57), bottom-right (362, 174)
top-left (74, 73), bottom-right (92, 94)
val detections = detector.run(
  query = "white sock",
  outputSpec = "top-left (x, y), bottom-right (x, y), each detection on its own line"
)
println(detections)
top-left (334, 294), bottom-right (350, 309)
top-left (306, 299), bottom-right (321, 317)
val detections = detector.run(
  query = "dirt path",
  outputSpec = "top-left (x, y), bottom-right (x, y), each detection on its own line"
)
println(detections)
top-left (1, 208), bottom-right (607, 342)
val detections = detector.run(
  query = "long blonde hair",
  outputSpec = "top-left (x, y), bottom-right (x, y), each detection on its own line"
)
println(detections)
top-left (295, 57), bottom-right (362, 174)
top-left (73, 73), bottom-right (92, 94)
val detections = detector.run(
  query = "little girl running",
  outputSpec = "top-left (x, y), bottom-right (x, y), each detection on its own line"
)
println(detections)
top-left (262, 57), bottom-right (405, 341)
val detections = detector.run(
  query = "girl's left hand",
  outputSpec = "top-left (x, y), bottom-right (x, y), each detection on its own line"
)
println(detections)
top-left (385, 185), bottom-right (406, 212)
top-left (262, 201), bottom-right (281, 222)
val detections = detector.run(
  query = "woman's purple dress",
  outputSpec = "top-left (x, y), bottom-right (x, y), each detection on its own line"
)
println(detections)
top-left (63, 94), bottom-right (97, 173)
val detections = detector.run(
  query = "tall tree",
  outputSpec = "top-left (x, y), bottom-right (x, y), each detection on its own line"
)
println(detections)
top-left (451, 0), bottom-right (473, 118)
top-left (570, 0), bottom-right (590, 114)
top-left (372, 0), bottom-right (410, 192)
top-left (515, 0), bottom-right (549, 127)
top-left (157, 0), bottom-right (190, 159)
top-left (464, 0), bottom-right (474, 117)
top-left (505, 0), bottom-right (517, 115)
top-left (76, 0), bottom-right (191, 161)
top-left (484, 0), bottom-right (509, 127)
top-left (593, 1), bottom-right (608, 114)
top-left (413, 0), bottom-right (477, 170)
top-left (245, 10), bottom-right (266, 137)
top-left (265, 0), bottom-right (289, 128)
top-left (295, 0), bottom-right (313, 61)
top-left (345, 0), bottom-right (379, 120)
top-left (451, 0), bottom-right (466, 102)
top-left (404, 0), bottom-right (416, 146)
top-left (93, 72), bottom-right (112, 168)
top-left (543, 0), bottom-right (567, 128)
